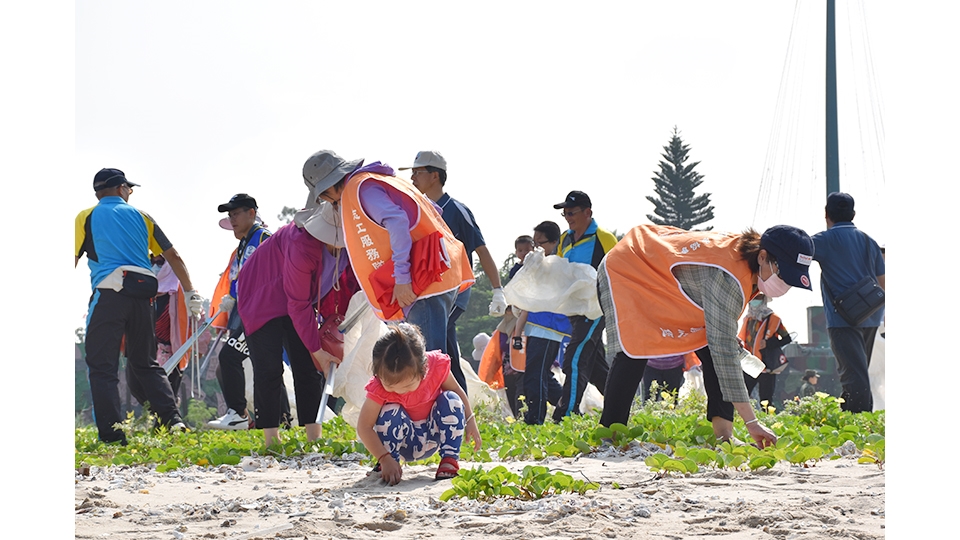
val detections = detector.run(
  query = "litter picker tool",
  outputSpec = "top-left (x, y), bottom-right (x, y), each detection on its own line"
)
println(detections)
top-left (315, 297), bottom-right (370, 426)
top-left (162, 309), bottom-right (221, 375)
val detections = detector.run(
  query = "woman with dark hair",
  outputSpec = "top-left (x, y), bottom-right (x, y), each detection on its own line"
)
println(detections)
top-left (598, 225), bottom-right (814, 448)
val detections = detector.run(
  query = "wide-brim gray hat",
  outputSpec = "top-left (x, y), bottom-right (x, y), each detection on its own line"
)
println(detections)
top-left (293, 201), bottom-right (344, 248)
top-left (302, 150), bottom-right (363, 209)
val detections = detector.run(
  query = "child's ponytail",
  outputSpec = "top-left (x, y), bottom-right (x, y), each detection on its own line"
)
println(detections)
top-left (372, 323), bottom-right (427, 385)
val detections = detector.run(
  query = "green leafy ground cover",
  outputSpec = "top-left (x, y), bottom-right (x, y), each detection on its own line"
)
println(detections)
top-left (75, 392), bottom-right (884, 482)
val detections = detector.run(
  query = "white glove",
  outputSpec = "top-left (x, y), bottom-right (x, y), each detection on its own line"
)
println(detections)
top-left (489, 288), bottom-right (507, 317)
top-left (184, 290), bottom-right (205, 317)
top-left (219, 294), bottom-right (236, 314)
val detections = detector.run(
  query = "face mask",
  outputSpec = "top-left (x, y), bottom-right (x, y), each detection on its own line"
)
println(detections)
top-left (748, 299), bottom-right (763, 308)
top-left (757, 261), bottom-right (791, 298)
top-left (151, 264), bottom-right (162, 275)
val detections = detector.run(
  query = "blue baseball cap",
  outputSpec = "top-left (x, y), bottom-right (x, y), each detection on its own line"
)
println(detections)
top-left (760, 225), bottom-right (814, 290)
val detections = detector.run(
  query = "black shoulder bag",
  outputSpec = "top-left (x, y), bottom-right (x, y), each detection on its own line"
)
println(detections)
top-left (821, 232), bottom-right (884, 326)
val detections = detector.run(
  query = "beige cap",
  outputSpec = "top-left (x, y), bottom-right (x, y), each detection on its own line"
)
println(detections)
top-left (398, 150), bottom-right (446, 171)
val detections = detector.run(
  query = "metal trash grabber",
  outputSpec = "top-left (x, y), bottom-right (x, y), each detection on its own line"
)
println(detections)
top-left (315, 298), bottom-right (371, 427)
top-left (162, 309), bottom-right (221, 376)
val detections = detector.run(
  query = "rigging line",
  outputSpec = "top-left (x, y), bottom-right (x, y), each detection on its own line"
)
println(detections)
top-left (755, 0), bottom-right (803, 225)
top-left (845, 0), bottom-right (869, 194)
top-left (858, 0), bottom-right (887, 188)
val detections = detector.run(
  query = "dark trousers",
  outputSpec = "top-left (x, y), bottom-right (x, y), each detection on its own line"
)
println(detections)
top-left (246, 316), bottom-right (324, 429)
top-left (553, 315), bottom-right (608, 422)
top-left (641, 365), bottom-right (685, 402)
top-left (600, 352), bottom-right (647, 427)
top-left (215, 322), bottom-right (292, 422)
top-left (446, 304), bottom-right (468, 395)
top-left (697, 347), bottom-right (735, 422)
top-left (85, 289), bottom-right (180, 443)
top-left (743, 372), bottom-right (777, 408)
top-left (828, 326), bottom-right (878, 413)
top-left (522, 336), bottom-right (563, 424)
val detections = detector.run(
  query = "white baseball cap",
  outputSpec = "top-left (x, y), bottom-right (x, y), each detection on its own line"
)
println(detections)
top-left (398, 150), bottom-right (446, 171)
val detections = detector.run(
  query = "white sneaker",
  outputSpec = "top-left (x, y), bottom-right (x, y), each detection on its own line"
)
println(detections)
top-left (206, 409), bottom-right (250, 430)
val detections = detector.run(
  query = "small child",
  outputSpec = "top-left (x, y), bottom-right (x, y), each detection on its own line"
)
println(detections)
top-left (357, 323), bottom-right (482, 485)
top-left (509, 235), bottom-right (535, 279)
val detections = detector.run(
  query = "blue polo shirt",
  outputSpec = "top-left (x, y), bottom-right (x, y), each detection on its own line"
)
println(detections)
top-left (75, 196), bottom-right (173, 290)
top-left (558, 219), bottom-right (619, 269)
top-left (437, 192), bottom-right (485, 266)
top-left (812, 222), bottom-right (885, 328)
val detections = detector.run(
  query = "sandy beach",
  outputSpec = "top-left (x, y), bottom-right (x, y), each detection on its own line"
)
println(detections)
top-left (75, 443), bottom-right (884, 540)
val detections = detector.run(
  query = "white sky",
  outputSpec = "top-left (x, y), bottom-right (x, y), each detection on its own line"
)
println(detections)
top-left (4, 1), bottom-right (959, 534)
top-left (67, 1), bottom-right (895, 344)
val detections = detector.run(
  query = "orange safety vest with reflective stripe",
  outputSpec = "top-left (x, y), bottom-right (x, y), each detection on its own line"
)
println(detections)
top-left (340, 172), bottom-right (474, 321)
top-left (603, 225), bottom-right (756, 358)
top-left (209, 249), bottom-right (236, 330)
top-left (738, 313), bottom-right (784, 357)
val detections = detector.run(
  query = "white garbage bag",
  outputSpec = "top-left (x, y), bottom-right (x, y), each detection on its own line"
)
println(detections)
top-left (869, 320), bottom-right (885, 411)
top-left (503, 249), bottom-right (602, 320)
top-left (334, 292), bottom-right (389, 428)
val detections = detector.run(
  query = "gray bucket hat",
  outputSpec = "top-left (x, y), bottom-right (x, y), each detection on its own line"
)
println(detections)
top-left (302, 150), bottom-right (364, 209)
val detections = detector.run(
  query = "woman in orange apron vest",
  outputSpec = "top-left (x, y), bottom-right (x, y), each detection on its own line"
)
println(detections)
top-left (598, 224), bottom-right (813, 448)
top-left (302, 150), bottom-right (474, 360)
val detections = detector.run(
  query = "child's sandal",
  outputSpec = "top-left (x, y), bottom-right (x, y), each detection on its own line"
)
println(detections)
top-left (435, 456), bottom-right (460, 480)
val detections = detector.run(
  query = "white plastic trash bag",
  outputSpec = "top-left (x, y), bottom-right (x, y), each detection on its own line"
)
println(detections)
top-left (869, 320), bottom-right (885, 411)
top-left (503, 249), bottom-right (602, 320)
top-left (679, 367), bottom-right (707, 401)
top-left (333, 292), bottom-right (389, 428)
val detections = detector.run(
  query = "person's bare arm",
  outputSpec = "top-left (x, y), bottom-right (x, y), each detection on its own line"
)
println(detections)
top-left (877, 274), bottom-right (885, 290)
top-left (161, 246), bottom-right (195, 292)
top-left (475, 245), bottom-right (502, 289)
top-left (441, 372), bottom-right (481, 450)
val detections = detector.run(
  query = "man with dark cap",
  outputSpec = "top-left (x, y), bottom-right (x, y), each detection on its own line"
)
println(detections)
top-left (75, 168), bottom-right (204, 443)
top-left (812, 192), bottom-right (885, 413)
top-left (207, 193), bottom-right (287, 430)
top-left (550, 190), bottom-right (619, 422)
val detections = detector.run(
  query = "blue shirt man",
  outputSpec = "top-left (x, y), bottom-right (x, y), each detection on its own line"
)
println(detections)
top-left (812, 192), bottom-right (885, 413)
top-left (75, 168), bottom-right (199, 443)
top-left (402, 151), bottom-right (507, 393)
top-left (551, 190), bottom-right (618, 422)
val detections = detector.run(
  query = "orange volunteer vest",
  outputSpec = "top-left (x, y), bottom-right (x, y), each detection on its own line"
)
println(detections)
top-left (738, 313), bottom-right (784, 357)
top-left (603, 225), bottom-right (756, 358)
top-left (340, 172), bottom-right (474, 321)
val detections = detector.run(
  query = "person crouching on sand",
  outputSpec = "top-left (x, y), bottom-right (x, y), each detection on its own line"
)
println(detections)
top-left (357, 324), bottom-right (481, 485)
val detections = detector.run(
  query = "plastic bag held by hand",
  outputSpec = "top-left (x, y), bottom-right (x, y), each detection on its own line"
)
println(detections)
top-left (489, 288), bottom-right (507, 316)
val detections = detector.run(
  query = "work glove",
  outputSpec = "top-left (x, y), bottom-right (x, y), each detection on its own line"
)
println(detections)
top-left (219, 294), bottom-right (236, 314)
top-left (185, 290), bottom-right (205, 317)
top-left (489, 288), bottom-right (507, 317)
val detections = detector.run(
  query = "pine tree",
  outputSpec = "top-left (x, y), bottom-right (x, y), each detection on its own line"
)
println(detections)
top-left (646, 127), bottom-right (714, 230)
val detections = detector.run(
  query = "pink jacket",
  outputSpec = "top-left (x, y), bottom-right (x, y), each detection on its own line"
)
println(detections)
top-left (237, 223), bottom-right (348, 353)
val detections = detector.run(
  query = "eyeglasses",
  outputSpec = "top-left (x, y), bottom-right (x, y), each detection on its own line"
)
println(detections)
top-left (560, 208), bottom-right (582, 218)
top-left (533, 239), bottom-right (556, 248)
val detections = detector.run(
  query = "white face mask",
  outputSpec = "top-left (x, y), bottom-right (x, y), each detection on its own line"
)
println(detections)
top-left (757, 261), bottom-right (791, 298)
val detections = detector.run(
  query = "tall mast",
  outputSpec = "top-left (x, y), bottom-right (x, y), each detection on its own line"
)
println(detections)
top-left (826, 0), bottom-right (840, 195)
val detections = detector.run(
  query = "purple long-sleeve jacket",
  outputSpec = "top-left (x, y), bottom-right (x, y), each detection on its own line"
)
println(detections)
top-left (236, 223), bottom-right (348, 353)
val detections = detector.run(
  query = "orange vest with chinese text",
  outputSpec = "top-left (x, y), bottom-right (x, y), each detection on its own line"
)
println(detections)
top-left (340, 172), bottom-right (474, 321)
top-left (603, 225), bottom-right (756, 358)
